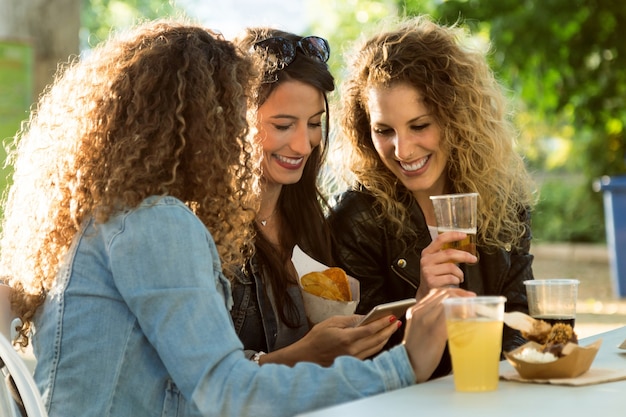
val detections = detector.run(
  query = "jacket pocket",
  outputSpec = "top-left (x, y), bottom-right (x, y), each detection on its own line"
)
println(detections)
top-left (390, 254), bottom-right (420, 291)
top-left (161, 380), bottom-right (185, 417)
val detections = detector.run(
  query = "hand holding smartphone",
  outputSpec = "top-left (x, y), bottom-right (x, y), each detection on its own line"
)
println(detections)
top-left (356, 298), bottom-right (417, 327)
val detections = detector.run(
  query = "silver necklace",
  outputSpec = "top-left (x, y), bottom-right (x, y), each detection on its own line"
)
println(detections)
top-left (258, 207), bottom-right (277, 227)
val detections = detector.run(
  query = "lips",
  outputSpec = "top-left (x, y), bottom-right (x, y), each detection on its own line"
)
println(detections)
top-left (274, 154), bottom-right (304, 170)
top-left (399, 155), bottom-right (429, 172)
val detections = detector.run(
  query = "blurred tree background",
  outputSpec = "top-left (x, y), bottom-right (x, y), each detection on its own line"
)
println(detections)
top-left (1, 0), bottom-right (623, 244)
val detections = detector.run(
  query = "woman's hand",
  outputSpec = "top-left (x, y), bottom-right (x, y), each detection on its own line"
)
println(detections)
top-left (403, 287), bottom-right (475, 382)
top-left (259, 314), bottom-right (400, 367)
top-left (416, 231), bottom-right (478, 299)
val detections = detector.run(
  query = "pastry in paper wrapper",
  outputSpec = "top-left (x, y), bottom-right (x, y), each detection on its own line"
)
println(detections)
top-left (502, 312), bottom-right (601, 379)
top-left (505, 339), bottom-right (602, 379)
top-left (292, 245), bottom-right (359, 324)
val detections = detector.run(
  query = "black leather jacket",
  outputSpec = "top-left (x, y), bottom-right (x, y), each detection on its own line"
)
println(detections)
top-left (328, 187), bottom-right (533, 378)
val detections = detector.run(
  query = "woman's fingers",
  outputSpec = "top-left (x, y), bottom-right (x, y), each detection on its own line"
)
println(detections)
top-left (350, 316), bottom-right (400, 358)
top-left (423, 231), bottom-right (478, 264)
top-left (418, 232), bottom-right (477, 294)
top-left (403, 287), bottom-right (476, 381)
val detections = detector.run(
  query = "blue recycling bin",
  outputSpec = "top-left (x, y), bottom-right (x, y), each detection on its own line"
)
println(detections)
top-left (594, 175), bottom-right (626, 298)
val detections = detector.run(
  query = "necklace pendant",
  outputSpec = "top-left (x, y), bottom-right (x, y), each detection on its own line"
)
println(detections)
top-left (260, 220), bottom-right (267, 226)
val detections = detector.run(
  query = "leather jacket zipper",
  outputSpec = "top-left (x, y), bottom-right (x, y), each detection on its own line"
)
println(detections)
top-left (390, 264), bottom-right (418, 290)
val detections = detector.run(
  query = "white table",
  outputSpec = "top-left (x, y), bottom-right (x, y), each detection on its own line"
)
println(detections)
top-left (297, 326), bottom-right (626, 416)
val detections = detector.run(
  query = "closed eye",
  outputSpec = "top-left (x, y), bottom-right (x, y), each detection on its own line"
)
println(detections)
top-left (273, 123), bottom-right (293, 131)
top-left (372, 127), bottom-right (394, 136)
top-left (412, 123), bottom-right (430, 131)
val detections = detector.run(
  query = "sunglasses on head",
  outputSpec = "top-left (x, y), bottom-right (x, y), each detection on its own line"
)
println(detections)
top-left (253, 36), bottom-right (330, 70)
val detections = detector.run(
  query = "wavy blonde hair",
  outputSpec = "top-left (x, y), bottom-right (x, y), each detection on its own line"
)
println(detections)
top-left (340, 15), bottom-right (537, 248)
top-left (1, 19), bottom-right (259, 346)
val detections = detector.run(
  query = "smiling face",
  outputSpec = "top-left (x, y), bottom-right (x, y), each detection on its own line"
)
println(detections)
top-left (255, 79), bottom-right (325, 187)
top-left (366, 82), bottom-right (449, 203)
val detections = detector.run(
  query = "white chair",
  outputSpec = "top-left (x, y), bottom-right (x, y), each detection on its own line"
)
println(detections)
top-left (0, 284), bottom-right (48, 417)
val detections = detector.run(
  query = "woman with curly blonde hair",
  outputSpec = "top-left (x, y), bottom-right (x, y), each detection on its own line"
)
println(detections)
top-left (0, 18), bottom-right (474, 417)
top-left (329, 15), bottom-right (537, 378)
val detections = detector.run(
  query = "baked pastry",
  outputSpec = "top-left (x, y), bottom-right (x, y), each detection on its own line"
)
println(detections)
top-left (301, 267), bottom-right (351, 302)
top-left (522, 320), bottom-right (578, 357)
top-left (541, 322), bottom-right (578, 357)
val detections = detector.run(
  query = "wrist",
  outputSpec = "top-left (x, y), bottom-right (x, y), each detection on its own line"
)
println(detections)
top-left (251, 351), bottom-right (266, 365)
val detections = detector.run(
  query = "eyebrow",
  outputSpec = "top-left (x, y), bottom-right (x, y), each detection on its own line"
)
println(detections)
top-left (372, 113), bottom-right (431, 126)
top-left (269, 109), bottom-right (326, 120)
top-left (408, 114), bottom-right (431, 123)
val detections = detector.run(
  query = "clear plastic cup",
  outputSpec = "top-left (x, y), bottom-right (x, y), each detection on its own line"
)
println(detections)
top-left (443, 296), bottom-right (506, 392)
top-left (524, 279), bottom-right (579, 327)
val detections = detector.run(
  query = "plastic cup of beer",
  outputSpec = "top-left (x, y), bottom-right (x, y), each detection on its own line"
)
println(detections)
top-left (443, 296), bottom-right (506, 392)
top-left (524, 279), bottom-right (579, 328)
top-left (429, 192), bottom-right (478, 257)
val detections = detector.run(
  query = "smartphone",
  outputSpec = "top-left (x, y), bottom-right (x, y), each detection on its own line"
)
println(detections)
top-left (356, 298), bottom-right (417, 327)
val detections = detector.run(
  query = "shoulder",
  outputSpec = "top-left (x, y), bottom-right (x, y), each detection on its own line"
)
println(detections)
top-left (123, 196), bottom-right (200, 229)
top-left (329, 187), bottom-right (377, 219)
top-left (101, 196), bottom-right (212, 250)
top-left (328, 187), bottom-right (386, 247)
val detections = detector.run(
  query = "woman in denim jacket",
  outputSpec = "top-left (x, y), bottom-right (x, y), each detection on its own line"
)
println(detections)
top-left (1, 19), bottom-right (473, 417)
top-left (230, 27), bottom-right (401, 367)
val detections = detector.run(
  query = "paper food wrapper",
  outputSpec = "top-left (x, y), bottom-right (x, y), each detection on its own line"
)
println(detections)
top-left (292, 245), bottom-right (359, 324)
top-left (504, 339), bottom-right (602, 380)
top-left (501, 367), bottom-right (626, 386)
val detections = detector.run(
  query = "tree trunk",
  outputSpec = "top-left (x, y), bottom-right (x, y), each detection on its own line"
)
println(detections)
top-left (0, 0), bottom-right (80, 97)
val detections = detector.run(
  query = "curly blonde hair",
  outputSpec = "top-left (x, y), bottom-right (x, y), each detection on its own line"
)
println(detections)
top-left (1, 19), bottom-right (259, 346)
top-left (340, 15), bottom-right (537, 249)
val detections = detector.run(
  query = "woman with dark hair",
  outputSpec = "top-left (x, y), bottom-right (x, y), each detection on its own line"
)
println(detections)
top-left (231, 28), bottom-right (400, 367)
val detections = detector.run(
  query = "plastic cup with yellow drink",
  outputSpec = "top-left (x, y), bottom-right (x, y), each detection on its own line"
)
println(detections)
top-left (443, 296), bottom-right (506, 392)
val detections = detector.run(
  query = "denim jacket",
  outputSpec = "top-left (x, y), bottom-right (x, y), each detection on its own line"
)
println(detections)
top-left (231, 257), bottom-right (310, 358)
top-left (33, 196), bottom-right (416, 417)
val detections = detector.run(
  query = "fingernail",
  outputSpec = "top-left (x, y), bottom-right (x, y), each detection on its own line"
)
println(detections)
top-left (389, 315), bottom-right (397, 323)
top-left (396, 320), bottom-right (403, 328)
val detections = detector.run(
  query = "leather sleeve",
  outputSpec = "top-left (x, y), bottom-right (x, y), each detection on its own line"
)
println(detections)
top-left (328, 190), bottom-right (392, 314)
top-left (481, 210), bottom-right (535, 353)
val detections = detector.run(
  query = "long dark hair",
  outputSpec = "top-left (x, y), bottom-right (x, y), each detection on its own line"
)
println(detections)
top-left (236, 28), bottom-right (335, 327)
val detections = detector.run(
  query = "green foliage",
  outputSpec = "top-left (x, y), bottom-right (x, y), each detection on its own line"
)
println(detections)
top-left (307, 0), bottom-right (399, 80)
top-left (81, 0), bottom-right (186, 49)
top-left (532, 176), bottom-right (605, 243)
top-left (0, 41), bottom-right (33, 219)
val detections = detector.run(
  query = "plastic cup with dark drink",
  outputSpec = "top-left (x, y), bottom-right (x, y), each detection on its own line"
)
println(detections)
top-left (524, 279), bottom-right (579, 327)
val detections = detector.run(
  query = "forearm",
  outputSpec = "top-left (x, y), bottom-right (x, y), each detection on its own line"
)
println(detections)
top-left (256, 342), bottom-right (310, 367)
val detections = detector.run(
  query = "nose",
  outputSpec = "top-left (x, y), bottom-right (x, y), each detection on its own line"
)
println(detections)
top-left (393, 131), bottom-right (414, 161)
top-left (289, 125), bottom-right (313, 155)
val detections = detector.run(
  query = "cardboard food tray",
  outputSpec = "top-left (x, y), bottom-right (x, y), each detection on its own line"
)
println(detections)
top-left (504, 339), bottom-right (602, 380)
top-left (292, 245), bottom-right (359, 324)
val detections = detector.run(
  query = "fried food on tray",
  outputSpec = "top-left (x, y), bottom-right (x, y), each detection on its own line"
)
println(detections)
top-left (301, 267), bottom-right (351, 302)
top-left (541, 322), bottom-right (578, 357)
top-left (521, 319), bottom-right (578, 358)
